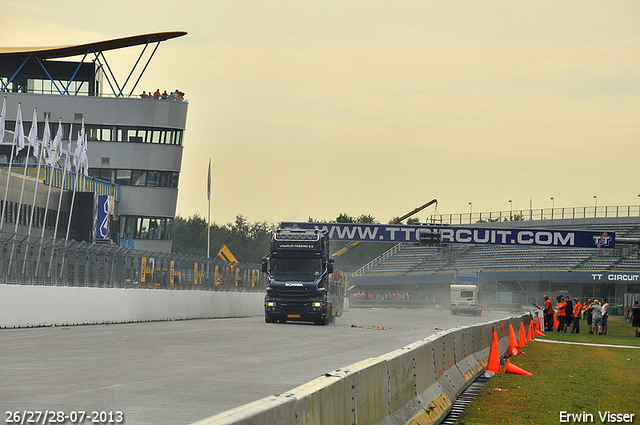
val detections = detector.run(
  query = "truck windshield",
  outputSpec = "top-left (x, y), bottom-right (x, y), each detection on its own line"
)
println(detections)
top-left (271, 258), bottom-right (322, 282)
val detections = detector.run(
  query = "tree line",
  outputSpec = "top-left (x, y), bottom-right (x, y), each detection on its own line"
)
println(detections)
top-left (171, 213), bottom-right (398, 270)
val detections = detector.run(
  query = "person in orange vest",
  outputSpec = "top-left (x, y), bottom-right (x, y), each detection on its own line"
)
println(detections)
top-left (557, 297), bottom-right (567, 332)
top-left (571, 298), bottom-right (582, 334)
top-left (543, 295), bottom-right (554, 332)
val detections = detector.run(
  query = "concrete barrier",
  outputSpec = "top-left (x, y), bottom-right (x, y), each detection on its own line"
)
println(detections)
top-left (192, 312), bottom-right (534, 425)
top-left (0, 284), bottom-right (265, 328)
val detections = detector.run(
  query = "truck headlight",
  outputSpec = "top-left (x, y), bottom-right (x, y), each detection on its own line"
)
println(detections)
top-left (266, 301), bottom-right (276, 307)
top-left (312, 302), bottom-right (322, 308)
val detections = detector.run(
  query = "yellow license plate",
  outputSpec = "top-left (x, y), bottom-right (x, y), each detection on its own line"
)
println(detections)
top-left (287, 314), bottom-right (301, 318)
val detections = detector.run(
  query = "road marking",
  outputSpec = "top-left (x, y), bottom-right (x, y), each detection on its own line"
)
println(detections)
top-left (537, 339), bottom-right (640, 349)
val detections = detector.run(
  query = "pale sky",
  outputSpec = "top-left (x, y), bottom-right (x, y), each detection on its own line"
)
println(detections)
top-left (3, 0), bottom-right (640, 225)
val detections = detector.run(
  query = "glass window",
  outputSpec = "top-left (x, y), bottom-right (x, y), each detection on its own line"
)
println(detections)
top-left (99, 169), bottom-right (115, 183)
top-left (128, 129), bottom-right (142, 143)
top-left (146, 171), bottom-right (160, 187)
top-left (158, 172), bottom-right (168, 187)
top-left (115, 169), bottom-right (131, 186)
top-left (131, 171), bottom-right (147, 186)
top-left (102, 128), bottom-right (112, 142)
top-left (170, 173), bottom-right (179, 188)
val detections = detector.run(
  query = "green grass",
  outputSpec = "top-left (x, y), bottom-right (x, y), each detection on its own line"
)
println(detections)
top-left (455, 316), bottom-right (640, 425)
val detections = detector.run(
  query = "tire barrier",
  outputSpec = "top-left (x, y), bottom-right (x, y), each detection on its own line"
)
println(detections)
top-left (192, 312), bottom-right (534, 425)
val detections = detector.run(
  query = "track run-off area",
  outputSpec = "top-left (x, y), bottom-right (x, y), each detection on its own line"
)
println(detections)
top-left (2, 308), bottom-right (514, 425)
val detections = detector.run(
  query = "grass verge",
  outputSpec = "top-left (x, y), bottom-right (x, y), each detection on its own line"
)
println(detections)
top-left (454, 316), bottom-right (640, 425)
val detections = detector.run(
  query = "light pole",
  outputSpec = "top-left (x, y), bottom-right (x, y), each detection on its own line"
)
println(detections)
top-left (468, 202), bottom-right (472, 223)
top-left (509, 200), bottom-right (512, 221)
top-left (550, 197), bottom-right (554, 219)
top-left (594, 195), bottom-right (598, 216)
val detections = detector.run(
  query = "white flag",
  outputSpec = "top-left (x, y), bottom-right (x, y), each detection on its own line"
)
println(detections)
top-left (207, 158), bottom-right (211, 201)
top-left (42, 115), bottom-right (52, 164)
top-left (81, 124), bottom-right (88, 177)
top-left (27, 107), bottom-right (38, 158)
top-left (73, 126), bottom-right (84, 171)
top-left (14, 103), bottom-right (25, 153)
top-left (52, 118), bottom-right (62, 165)
top-left (0, 97), bottom-right (6, 144)
top-left (66, 123), bottom-right (73, 171)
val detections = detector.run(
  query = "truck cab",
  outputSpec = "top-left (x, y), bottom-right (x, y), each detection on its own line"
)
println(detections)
top-left (262, 228), bottom-right (339, 325)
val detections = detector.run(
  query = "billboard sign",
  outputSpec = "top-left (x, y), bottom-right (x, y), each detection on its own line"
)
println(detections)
top-left (280, 222), bottom-right (615, 249)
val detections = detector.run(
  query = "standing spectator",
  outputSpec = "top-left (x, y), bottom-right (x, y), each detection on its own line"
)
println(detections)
top-left (543, 295), bottom-right (554, 332)
top-left (584, 298), bottom-right (593, 333)
top-left (631, 300), bottom-right (640, 337)
top-left (571, 298), bottom-right (582, 334)
top-left (589, 299), bottom-right (603, 335)
top-left (153, 89), bottom-right (161, 99)
top-left (601, 298), bottom-right (609, 335)
top-left (565, 297), bottom-right (573, 333)
top-left (557, 297), bottom-right (567, 332)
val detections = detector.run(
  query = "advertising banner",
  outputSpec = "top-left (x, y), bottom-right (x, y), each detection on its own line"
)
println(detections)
top-left (281, 222), bottom-right (615, 249)
top-left (96, 194), bottom-right (111, 241)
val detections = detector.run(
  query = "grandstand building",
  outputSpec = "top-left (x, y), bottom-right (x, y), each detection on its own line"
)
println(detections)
top-left (350, 213), bottom-right (640, 307)
top-left (0, 32), bottom-right (187, 252)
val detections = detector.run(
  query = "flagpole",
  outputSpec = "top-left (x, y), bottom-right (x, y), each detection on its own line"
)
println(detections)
top-left (66, 148), bottom-right (80, 241)
top-left (54, 125), bottom-right (71, 241)
top-left (2, 102), bottom-right (24, 230)
top-left (41, 118), bottom-right (62, 240)
top-left (49, 132), bottom-right (71, 282)
top-left (28, 114), bottom-right (49, 236)
top-left (14, 107), bottom-right (37, 233)
top-left (207, 157), bottom-right (211, 259)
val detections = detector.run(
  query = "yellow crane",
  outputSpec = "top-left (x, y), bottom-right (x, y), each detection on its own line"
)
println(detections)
top-left (331, 199), bottom-right (438, 257)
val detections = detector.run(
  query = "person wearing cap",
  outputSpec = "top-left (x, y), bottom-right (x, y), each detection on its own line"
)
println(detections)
top-left (543, 295), bottom-right (554, 332)
top-left (571, 298), bottom-right (582, 333)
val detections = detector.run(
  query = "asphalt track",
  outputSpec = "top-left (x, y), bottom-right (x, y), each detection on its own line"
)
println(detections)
top-left (1, 307), bottom-right (514, 425)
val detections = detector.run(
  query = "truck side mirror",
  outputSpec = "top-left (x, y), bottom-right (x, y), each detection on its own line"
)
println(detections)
top-left (327, 258), bottom-right (334, 274)
top-left (262, 257), bottom-right (269, 273)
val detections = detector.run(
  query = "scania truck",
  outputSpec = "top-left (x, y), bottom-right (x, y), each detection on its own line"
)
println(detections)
top-left (262, 227), bottom-right (342, 325)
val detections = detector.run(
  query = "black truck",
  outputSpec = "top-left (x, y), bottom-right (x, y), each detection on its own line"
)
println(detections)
top-left (262, 227), bottom-right (342, 325)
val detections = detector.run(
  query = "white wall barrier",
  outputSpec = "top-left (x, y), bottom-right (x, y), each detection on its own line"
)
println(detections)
top-left (192, 312), bottom-right (534, 425)
top-left (0, 284), bottom-right (265, 328)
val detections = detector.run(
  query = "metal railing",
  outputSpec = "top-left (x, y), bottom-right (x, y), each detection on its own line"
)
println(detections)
top-left (0, 232), bottom-right (265, 291)
top-left (431, 205), bottom-right (640, 225)
top-left (0, 163), bottom-right (120, 201)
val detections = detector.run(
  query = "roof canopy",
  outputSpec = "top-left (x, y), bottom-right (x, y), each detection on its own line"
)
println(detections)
top-left (0, 31), bottom-right (187, 60)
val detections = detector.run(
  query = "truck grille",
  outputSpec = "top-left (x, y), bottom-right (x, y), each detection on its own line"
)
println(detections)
top-left (276, 288), bottom-right (312, 299)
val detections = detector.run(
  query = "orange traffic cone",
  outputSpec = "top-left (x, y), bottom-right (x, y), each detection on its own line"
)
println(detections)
top-left (535, 317), bottom-right (545, 337)
top-left (518, 322), bottom-right (527, 347)
top-left (508, 324), bottom-right (521, 356)
top-left (527, 320), bottom-right (535, 341)
top-left (486, 330), bottom-right (501, 374)
top-left (503, 359), bottom-right (532, 376)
